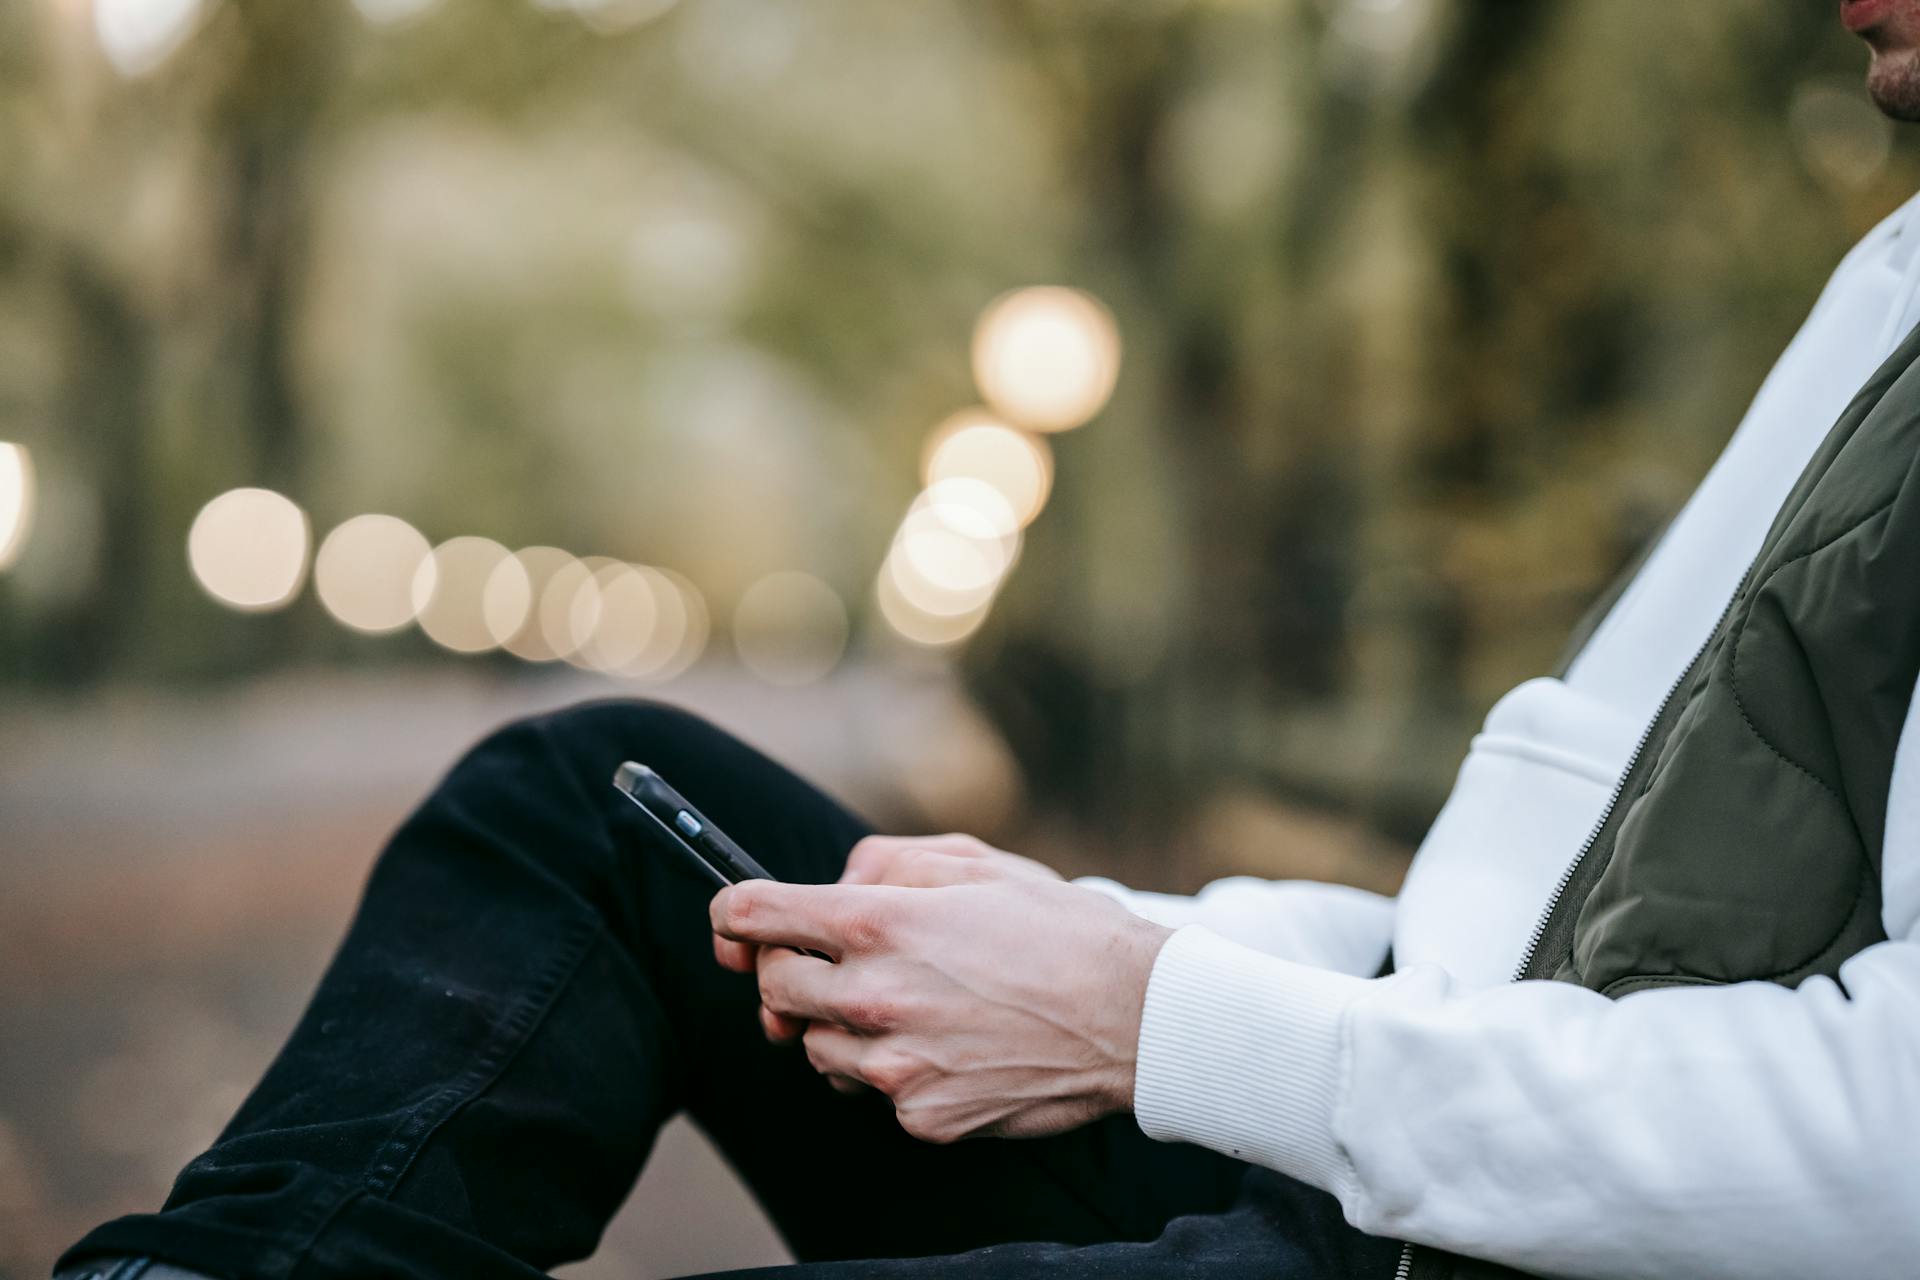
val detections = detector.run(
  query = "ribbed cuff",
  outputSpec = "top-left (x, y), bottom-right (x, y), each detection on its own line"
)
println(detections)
top-left (1133, 925), bottom-right (1369, 1193)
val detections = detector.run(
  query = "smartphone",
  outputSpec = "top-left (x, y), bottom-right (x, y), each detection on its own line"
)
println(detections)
top-left (614, 762), bottom-right (831, 962)
top-left (613, 761), bottom-right (777, 888)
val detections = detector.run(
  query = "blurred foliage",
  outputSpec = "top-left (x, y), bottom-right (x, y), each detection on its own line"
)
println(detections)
top-left (1, 0), bottom-right (1915, 864)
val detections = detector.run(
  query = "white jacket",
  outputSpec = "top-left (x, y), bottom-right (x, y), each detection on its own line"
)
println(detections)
top-left (1087, 190), bottom-right (1920, 1279)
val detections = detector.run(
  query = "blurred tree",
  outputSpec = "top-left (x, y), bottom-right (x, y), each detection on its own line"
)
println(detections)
top-left (0, 0), bottom-right (1912, 880)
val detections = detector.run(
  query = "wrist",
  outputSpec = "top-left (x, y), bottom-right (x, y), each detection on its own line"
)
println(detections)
top-left (1108, 914), bottom-right (1174, 1113)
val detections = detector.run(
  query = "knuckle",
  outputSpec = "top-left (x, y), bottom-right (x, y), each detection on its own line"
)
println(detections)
top-left (721, 884), bottom-right (764, 935)
top-left (895, 1103), bottom-right (957, 1145)
top-left (839, 904), bottom-right (894, 953)
top-left (840, 992), bottom-right (898, 1034)
top-left (802, 1032), bottom-right (832, 1073)
top-left (754, 952), bottom-right (794, 1000)
top-left (860, 1047), bottom-right (922, 1095)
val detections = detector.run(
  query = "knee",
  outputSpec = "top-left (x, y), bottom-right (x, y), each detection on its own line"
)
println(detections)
top-left (517, 695), bottom-right (756, 793)
top-left (407, 699), bottom-right (737, 878)
top-left (472, 698), bottom-right (732, 794)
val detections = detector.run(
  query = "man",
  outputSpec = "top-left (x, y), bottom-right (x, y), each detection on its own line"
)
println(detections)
top-left (57, 5), bottom-right (1920, 1279)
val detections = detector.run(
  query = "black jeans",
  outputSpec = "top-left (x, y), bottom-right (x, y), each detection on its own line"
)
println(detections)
top-left (59, 701), bottom-right (1397, 1280)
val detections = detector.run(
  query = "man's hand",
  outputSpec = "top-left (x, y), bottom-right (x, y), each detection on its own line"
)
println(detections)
top-left (710, 833), bottom-right (1063, 1042)
top-left (709, 855), bottom-right (1171, 1144)
top-left (838, 832), bottom-right (1064, 888)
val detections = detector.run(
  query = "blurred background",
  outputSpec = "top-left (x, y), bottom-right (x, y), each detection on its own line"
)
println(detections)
top-left (3, 0), bottom-right (1917, 1276)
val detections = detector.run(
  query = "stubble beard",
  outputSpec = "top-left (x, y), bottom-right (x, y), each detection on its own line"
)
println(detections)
top-left (1868, 48), bottom-right (1920, 122)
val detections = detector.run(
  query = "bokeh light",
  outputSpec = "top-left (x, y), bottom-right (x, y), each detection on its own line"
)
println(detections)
top-left (882, 539), bottom-right (1003, 618)
top-left (894, 491), bottom-right (1019, 595)
top-left (0, 444), bottom-right (35, 573)
top-left (487, 546), bottom-right (579, 661)
top-left (654, 567), bottom-right (711, 680)
top-left (896, 516), bottom-right (1008, 595)
top-left (313, 514), bottom-right (433, 635)
top-left (624, 565), bottom-right (694, 679)
top-left (569, 561), bottom-right (661, 675)
top-left (412, 536), bottom-right (517, 654)
top-left (94, 0), bottom-right (207, 77)
top-left (971, 286), bottom-right (1121, 432)
top-left (539, 555), bottom-right (600, 664)
top-left (555, 559), bottom-right (708, 680)
top-left (875, 564), bottom-right (992, 648)
top-left (557, 555), bottom-right (622, 671)
top-left (877, 467), bottom-right (1025, 641)
top-left (733, 570), bottom-right (849, 686)
top-left (479, 550), bottom-right (537, 655)
top-left (186, 488), bottom-right (311, 613)
top-left (918, 476), bottom-right (1021, 542)
top-left (921, 411), bottom-right (1053, 528)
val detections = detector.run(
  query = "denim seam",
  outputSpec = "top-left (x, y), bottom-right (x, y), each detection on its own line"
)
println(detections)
top-left (356, 908), bottom-right (604, 1198)
top-left (260, 1166), bottom-right (365, 1278)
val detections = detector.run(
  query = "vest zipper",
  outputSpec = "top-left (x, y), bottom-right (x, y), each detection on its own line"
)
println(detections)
top-left (1510, 572), bottom-right (1745, 985)
top-left (1388, 569), bottom-right (1752, 1280)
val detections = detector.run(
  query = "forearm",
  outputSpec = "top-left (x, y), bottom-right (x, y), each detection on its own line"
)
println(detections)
top-left (1134, 927), bottom-right (1920, 1280)
top-left (1077, 875), bottom-right (1395, 976)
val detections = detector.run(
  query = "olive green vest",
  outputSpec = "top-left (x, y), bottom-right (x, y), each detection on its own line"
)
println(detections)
top-left (1405, 322), bottom-right (1920, 1280)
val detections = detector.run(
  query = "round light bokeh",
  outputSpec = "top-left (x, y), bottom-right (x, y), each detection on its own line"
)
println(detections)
top-left (540, 556), bottom-right (602, 664)
top-left (555, 559), bottom-right (710, 680)
top-left (485, 546), bottom-right (579, 661)
top-left (876, 564), bottom-right (992, 647)
top-left (626, 565), bottom-right (692, 679)
top-left (892, 481), bottom-right (1021, 596)
top-left (314, 514), bottom-right (433, 634)
top-left (733, 570), bottom-right (849, 686)
top-left (921, 411), bottom-right (1053, 527)
top-left (654, 567), bottom-right (710, 680)
top-left (574, 562), bottom-right (662, 674)
top-left (917, 476), bottom-right (1021, 541)
top-left (187, 488), bottom-right (311, 613)
top-left (412, 536), bottom-right (517, 654)
top-left (558, 556), bottom-right (627, 672)
top-left (93, 0), bottom-right (207, 77)
top-left (883, 541), bottom-right (1004, 618)
top-left (970, 286), bottom-right (1121, 432)
top-left (895, 512), bottom-right (1013, 595)
top-left (0, 443), bottom-right (34, 572)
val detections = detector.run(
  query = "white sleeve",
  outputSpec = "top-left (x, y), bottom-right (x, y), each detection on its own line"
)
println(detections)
top-left (1130, 672), bottom-right (1920, 1280)
top-left (1076, 874), bottom-right (1394, 977)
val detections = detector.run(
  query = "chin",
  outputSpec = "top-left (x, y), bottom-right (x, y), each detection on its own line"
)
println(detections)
top-left (1868, 48), bottom-right (1920, 121)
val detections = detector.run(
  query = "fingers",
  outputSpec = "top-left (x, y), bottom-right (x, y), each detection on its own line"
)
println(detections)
top-left (713, 933), bottom-right (757, 973)
top-left (753, 946), bottom-right (810, 1042)
top-left (802, 1021), bottom-right (866, 1082)
top-left (877, 848), bottom-right (993, 889)
top-left (755, 946), bottom-right (855, 1024)
top-left (711, 880), bottom-right (904, 956)
top-left (838, 836), bottom-right (899, 886)
top-left (759, 1002), bottom-right (806, 1043)
top-left (802, 1025), bottom-right (923, 1106)
top-left (840, 833), bottom-right (992, 885)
